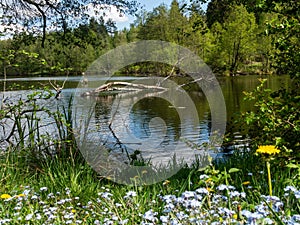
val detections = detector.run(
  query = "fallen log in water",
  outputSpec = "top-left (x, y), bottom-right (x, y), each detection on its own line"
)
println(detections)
top-left (81, 81), bottom-right (167, 96)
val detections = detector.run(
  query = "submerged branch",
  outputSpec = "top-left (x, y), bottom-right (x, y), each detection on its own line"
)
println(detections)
top-left (82, 81), bottom-right (167, 97)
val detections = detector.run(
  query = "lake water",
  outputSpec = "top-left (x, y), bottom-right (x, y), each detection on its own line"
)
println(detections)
top-left (0, 75), bottom-right (290, 166)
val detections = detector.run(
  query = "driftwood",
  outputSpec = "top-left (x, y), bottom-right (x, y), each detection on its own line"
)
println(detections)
top-left (82, 81), bottom-right (167, 96)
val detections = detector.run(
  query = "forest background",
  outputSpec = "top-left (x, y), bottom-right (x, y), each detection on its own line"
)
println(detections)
top-left (1, 0), bottom-right (298, 77)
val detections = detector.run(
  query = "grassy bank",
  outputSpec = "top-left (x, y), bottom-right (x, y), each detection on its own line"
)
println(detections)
top-left (0, 146), bottom-right (299, 224)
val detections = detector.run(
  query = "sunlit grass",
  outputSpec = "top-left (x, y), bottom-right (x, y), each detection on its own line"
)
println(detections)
top-left (0, 148), bottom-right (299, 224)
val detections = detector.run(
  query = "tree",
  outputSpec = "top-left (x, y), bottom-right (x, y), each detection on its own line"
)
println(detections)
top-left (206, 0), bottom-right (231, 28)
top-left (264, 1), bottom-right (300, 84)
top-left (218, 5), bottom-right (257, 75)
top-left (0, 0), bottom-right (139, 47)
top-left (206, 0), bottom-right (262, 28)
top-left (185, 6), bottom-right (211, 61)
top-left (137, 5), bottom-right (169, 41)
top-left (255, 13), bottom-right (278, 74)
top-left (167, 0), bottom-right (188, 45)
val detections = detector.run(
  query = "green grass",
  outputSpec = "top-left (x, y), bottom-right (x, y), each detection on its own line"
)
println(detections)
top-left (0, 146), bottom-right (299, 224)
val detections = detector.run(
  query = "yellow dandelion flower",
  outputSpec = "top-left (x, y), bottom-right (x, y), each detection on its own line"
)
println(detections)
top-left (71, 209), bottom-right (76, 213)
top-left (1, 194), bottom-right (12, 199)
top-left (163, 180), bottom-right (170, 186)
top-left (256, 145), bottom-right (280, 155)
top-left (16, 194), bottom-right (25, 198)
top-left (205, 178), bottom-right (212, 183)
top-left (233, 214), bottom-right (238, 220)
top-left (206, 187), bottom-right (213, 192)
top-left (242, 181), bottom-right (250, 185)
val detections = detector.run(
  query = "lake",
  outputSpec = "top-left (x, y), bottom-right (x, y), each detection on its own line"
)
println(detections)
top-left (0, 75), bottom-right (290, 166)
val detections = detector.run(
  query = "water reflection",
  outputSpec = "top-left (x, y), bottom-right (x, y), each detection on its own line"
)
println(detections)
top-left (1, 75), bottom-right (291, 165)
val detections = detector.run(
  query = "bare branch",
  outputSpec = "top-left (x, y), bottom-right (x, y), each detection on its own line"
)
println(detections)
top-left (82, 81), bottom-right (167, 96)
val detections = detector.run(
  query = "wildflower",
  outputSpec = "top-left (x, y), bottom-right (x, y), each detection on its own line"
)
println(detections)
top-left (206, 187), bottom-right (213, 193)
top-left (294, 191), bottom-right (300, 199)
top-left (16, 194), bottom-right (25, 198)
top-left (99, 192), bottom-right (113, 200)
top-left (23, 189), bottom-right (30, 195)
top-left (242, 181), bottom-right (250, 185)
top-left (181, 191), bottom-right (195, 199)
top-left (196, 188), bottom-right (209, 195)
top-left (205, 178), bottom-right (213, 184)
top-left (199, 174), bottom-right (209, 180)
top-left (103, 218), bottom-right (113, 225)
top-left (284, 186), bottom-right (297, 193)
top-left (47, 193), bottom-right (54, 198)
top-left (111, 215), bottom-right (118, 221)
top-left (229, 191), bottom-right (241, 198)
top-left (162, 195), bottom-right (175, 203)
top-left (0, 219), bottom-right (11, 224)
top-left (25, 213), bottom-right (33, 220)
top-left (263, 218), bottom-right (274, 224)
top-left (124, 191), bottom-right (137, 198)
top-left (160, 215), bottom-right (169, 223)
top-left (216, 184), bottom-right (228, 191)
top-left (0, 194), bottom-right (12, 199)
top-left (120, 219), bottom-right (129, 224)
top-left (31, 195), bottom-right (38, 200)
top-left (143, 209), bottom-right (158, 222)
top-left (176, 211), bottom-right (188, 220)
top-left (115, 203), bottom-right (122, 207)
top-left (57, 199), bottom-right (66, 205)
top-left (36, 214), bottom-right (41, 220)
top-left (189, 199), bottom-right (201, 208)
top-left (40, 187), bottom-right (48, 192)
top-left (292, 215), bottom-right (300, 222)
top-left (256, 145), bottom-right (280, 155)
top-left (163, 180), bottom-right (170, 186)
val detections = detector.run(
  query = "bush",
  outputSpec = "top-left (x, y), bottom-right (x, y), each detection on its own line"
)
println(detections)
top-left (241, 78), bottom-right (300, 159)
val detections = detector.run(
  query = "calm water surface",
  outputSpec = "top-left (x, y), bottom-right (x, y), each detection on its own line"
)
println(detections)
top-left (0, 75), bottom-right (290, 164)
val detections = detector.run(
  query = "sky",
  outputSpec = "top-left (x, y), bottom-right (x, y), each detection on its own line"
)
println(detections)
top-left (113, 0), bottom-right (174, 30)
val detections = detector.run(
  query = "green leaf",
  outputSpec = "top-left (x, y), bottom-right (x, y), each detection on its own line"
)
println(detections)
top-left (228, 168), bottom-right (240, 173)
top-left (286, 163), bottom-right (299, 169)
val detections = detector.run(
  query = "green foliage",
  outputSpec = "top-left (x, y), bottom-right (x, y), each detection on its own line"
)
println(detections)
top-left (0, 0), bottom-right (138, 47)
top-left (241, 79), bottom-right (300, 158)
top-left (209, 5), bottom-right (258, 75)
top-left (258, 0), bottom-right (300, 85)
top-left (238, 0), bottom-right (300, 162)
top-left (0, 18), bottom-right (114, 75)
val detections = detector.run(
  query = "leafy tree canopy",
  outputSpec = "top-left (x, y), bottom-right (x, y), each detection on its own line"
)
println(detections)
top-left (0, 0), bottom-right (139, 47)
